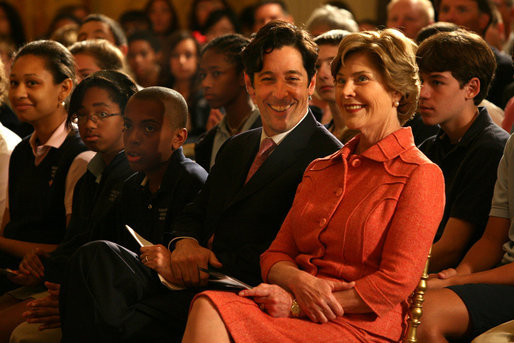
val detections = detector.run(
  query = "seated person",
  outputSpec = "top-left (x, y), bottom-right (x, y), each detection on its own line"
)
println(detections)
top-left (58, 21), bottom-right (342, 342)
top-left (194, 34), bottom-right (261, 171)
top-left (417, 29), bottom-right (510, 272)
top-left (0, 40), bottom-right (91, 294)
top-left (126, 31), bottom-right (162, 88)
top-left (418, 133), bottom-right (514, 342)
top-left (77, 13), bottom-right (128, 55)
top-left (312, 30), bottom-right (358, 143)
top-left (2, 70), bottom-right (137, 343)
top-left (182, 28), bottom-right (445, 343)
top-left (68, 39), bottom-right (127, 83)
top-left (163, 31), bottom-right (209, 141)
top-left (60, 86), bottom-right (209, 342)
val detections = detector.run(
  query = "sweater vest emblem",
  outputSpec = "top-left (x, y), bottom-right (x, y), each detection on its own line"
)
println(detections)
top-left (49, 166), bottom-right (59, 187)
top-left (158, 208), bottom-right (167, 221)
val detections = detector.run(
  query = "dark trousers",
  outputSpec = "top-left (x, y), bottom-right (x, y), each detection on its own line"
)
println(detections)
top-left (60, 240), bottom-right (197, 343)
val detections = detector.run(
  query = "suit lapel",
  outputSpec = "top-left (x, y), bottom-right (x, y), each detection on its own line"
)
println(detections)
top-left (229, 112), bottom-right (317, 206)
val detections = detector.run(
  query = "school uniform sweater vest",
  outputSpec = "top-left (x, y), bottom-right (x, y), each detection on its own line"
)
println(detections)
top-left (4, 130), bottom-right (87, 244)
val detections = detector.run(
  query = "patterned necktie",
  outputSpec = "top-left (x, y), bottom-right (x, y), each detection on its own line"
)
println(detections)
top-left (245, 137), bottom-right (277, 183)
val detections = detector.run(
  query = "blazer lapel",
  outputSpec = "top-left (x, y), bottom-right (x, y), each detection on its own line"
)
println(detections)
top-left (229, 112), bottom-right (317, 206)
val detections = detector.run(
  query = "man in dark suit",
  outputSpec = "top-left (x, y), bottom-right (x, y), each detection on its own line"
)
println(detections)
top-left (60, 21), bottom-right (342, 343)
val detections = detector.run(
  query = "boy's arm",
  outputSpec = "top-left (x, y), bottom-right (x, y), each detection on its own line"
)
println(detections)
top-left (429, 218), bottom-right (475, 273)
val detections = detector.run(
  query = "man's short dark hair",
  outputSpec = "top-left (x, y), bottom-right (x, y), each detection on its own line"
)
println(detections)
top-left (241, 21), bottom-right (318, 84)
top-left (81, 14), bottom-right (127, 47)
top-left (417, 29), bottom-right (496, 105)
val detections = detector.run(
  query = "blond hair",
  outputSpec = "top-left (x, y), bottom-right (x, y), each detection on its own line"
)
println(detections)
top-left (331, 29), bottom-right (420, 124)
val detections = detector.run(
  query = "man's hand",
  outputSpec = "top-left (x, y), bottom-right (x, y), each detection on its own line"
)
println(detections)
top-left (23, 282), bottom-right (61, 330)
top-left (239, 283), bottom-right (293, 318)
top-left (290, 274), bottom-right (355, 323)
top-left (169, 239), bottom-right (222, 287)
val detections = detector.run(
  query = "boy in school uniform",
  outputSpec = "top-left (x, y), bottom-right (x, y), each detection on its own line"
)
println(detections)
top-left (9, 86), bottom-right (207, 342)
top-left (59, 86), bottom-right (208, 341)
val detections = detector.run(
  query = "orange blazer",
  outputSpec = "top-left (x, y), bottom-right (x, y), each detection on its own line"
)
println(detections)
top-left (261, 127), bottom-right (445, 342)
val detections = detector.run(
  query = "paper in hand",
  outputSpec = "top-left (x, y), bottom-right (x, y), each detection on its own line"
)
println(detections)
top-left (124, 225), bottom-right (185, 290)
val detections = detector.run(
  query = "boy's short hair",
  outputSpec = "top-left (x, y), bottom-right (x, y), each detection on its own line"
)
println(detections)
top-left (417, 29), bottom-right (496, 105)
top-left (81, 14), bottom-right (127, 47)
top-left (130, 87), bottom-right (188, 129)
top-left (241, 21), bottom-right (318, 84)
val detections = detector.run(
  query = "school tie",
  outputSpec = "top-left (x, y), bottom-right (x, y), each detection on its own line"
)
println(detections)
top-left (245, 137), bottom-right (277, 183)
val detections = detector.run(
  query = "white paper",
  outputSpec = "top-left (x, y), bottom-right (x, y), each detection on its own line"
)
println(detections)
top-left (124, 225), bottom-right (185, 290)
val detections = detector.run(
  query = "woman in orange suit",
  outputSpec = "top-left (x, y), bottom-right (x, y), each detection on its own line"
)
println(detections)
top-left (182, 29), bottom-right (445, 343)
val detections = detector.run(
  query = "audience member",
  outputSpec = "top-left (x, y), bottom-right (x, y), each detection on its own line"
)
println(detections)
top-left (417, 29), bottom-right (510, 272)
top-left (181, 28), bottom-right (444, 343)
top-left (60, 86), bottom-right (210, 342)
top-left (238, 4), bottom-right (256, 37)
top-left (0, 59), bottom-right (19, 227)
top-left (202, 9), bottom-right (239, 43)
top-left (194, 34), bottom-right (260, 171)
top-left (0, 42), bottom-right (32, 139)
top-left (416, 21), bottom-right (507, 127)
top-left (386, 0), bottom-right (435, 39)
top-left (253, 1), bottom-right (293, 32)
top-left (418, 133), bottom-right (514, 342)
top-left (58, 21), bottom-right (342, 342)
top-left (118, 10), bottom-right (151, 38)
top-left (50, 24), bottom-right (79, 48)
top-left (486, 5), bottom-right (508, 50)
top-left (189, 0), bottom-right (229, 33)
top-left (53, 4), bottom-right (89, 22)
top-left (68, 40), bottom-right (126, 83)
top-left (0, 2), bottom-right (26, 49)
top-left (163, 31), bottom-right (209, 140)
top-left (492, 0), bottom-right (513, 53)
top-left (127, 31), bottom-right (162, 87)
top-left (438, 0), bottom-right (513, 108)
top-left (77, 14), bottom-right (128, 55)
top-left (312, 29), bottom-right (358, 143)
top-left (306, 4), bottom-right (358, 37)
top-left (44, 12), bottom-right (80, 40)
top-left (2, 70), bottom-right (137, 343)
top-left (0, 40), bottom-right (91, 294)
top-left (144, 0), bottom-right (179, 40)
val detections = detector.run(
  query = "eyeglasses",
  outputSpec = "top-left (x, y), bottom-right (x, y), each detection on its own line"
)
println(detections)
top-left (72, 112), bottom-right (121, 124)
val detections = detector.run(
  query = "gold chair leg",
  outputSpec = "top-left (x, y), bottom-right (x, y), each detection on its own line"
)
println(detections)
top-left (403, 248), bottom-right (432, 343)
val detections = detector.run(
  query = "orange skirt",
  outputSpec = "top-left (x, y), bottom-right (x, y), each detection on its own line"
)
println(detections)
top-left (197, 291), bottom-right (394, 343)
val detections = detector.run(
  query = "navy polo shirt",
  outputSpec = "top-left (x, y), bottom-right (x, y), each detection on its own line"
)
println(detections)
top-left (117, 147), bottom-right (207, 253)
top-left (420, 107), bottom-right (509, 245)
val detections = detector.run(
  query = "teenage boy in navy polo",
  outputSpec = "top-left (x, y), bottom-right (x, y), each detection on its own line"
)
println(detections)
top-left (417, 29), bottom-right (510, 272)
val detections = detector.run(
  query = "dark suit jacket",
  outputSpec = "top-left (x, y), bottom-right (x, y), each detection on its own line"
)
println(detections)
top-left (169, 112), bottom-right (342, 286)
top-left (194, 115), bottom-right (262, 172)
